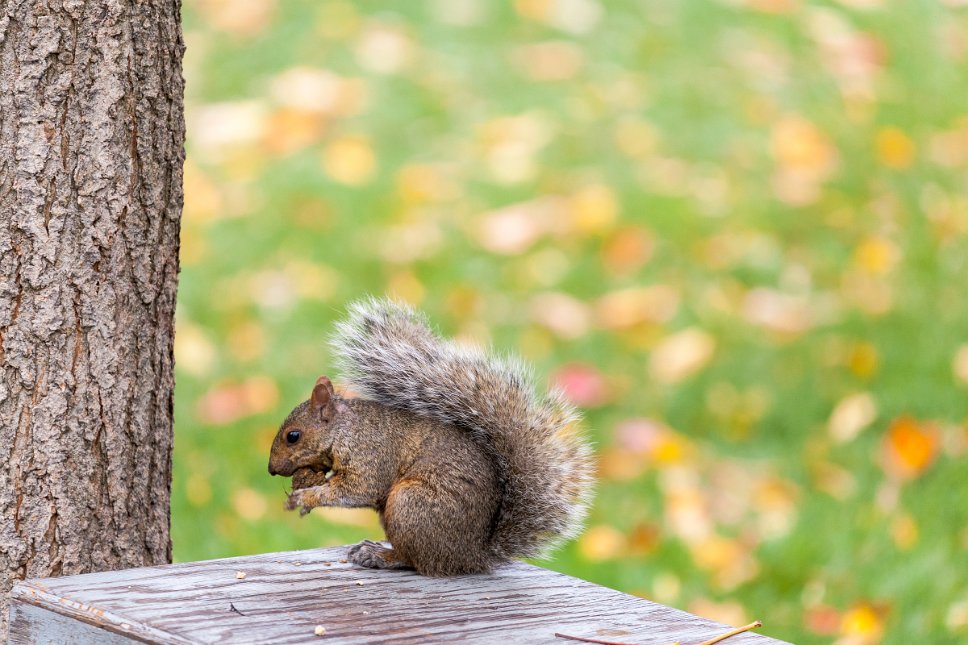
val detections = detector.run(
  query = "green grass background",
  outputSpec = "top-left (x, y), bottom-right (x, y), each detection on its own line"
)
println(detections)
top-left (172, 1), bottom-right (968, 642)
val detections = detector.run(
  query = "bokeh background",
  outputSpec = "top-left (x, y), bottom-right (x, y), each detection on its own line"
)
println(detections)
top-left (172, 1), bottom-right (968, 643)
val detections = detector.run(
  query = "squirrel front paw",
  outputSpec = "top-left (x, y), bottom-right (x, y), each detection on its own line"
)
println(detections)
top-left (285, 487), bottom-right (322, 516)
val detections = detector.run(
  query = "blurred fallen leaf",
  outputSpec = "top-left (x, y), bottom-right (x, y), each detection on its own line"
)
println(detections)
top-left (890, 512), bottom-right (918, 550)
top-left (182, 161), bottom-right (223, 224)
top-left (175, 322), bottom-right (217, 377)
top-left (355, 24), bottom-right (414, 74)
top-left (196, 376), bottom-right (279, 425)
top-left (847, 341), bottom-right (879, 378)
top-left (263, 108), bottom-right (325, 156)
top-left (186, 473), bottom-right (212, 507)
top-left (569, 184), bottom-right (618, 234)
top-left (597, 446), bottom-right (647, 481)
top-left (828, 392), bottom-right (877, 443)
top-left (515, 0), bottom-right (603, 34)
top-left (396, 163), bottom-right (458, 205)
top-left (269, 67), bottom-right (345, 114)
top-left (529, 292), bottom-right (591, 340)
top-left (806, 605), bottom-right (843, 636)
top-left (875, 127), bottom-right (916, 169)
top-left (227, 321), bottom-right (266, 363)
top-left (552, 363), bottom-right (609, 407)
top-left (578, 524), bottom-right (625, 561)
top-left (839, 603), bottom-right (887, 644)
top-left (477, 113), bottom-right (555, 184)
top-left (771, 115), bottom-right (837, 205)
top-left (321, 135), bottom-right (377, 186)
top-left (376, 222), bottom-right (444, 263)
top-left (386, 270), bottom-right (426, 305)
top-left (232, 488), bottom-right (268, 521)
top-left (596, 286), bottom-right (680, 329)
top-left (649, 328), bottom-right (716, 385)
top-left (475, 197), bottom-right (565, 255)
top-left (742, 288), bottom-right (813, 335)
top-left (880, 416), bottom-right (940, 480)
top-left (513, 41), bottom-right (584, 81)
top-left (196, 0), bottom-right (275, 36)
top-left (854, 236), bottom-right (899, 274)
top-left (601, 226), bottom-right (654, 276)
top-left (946, 597), bottom-right (968, 631)
top-left (190, 101), bottom-right (268, 158)
top-left (627, 523), bottom-right (661, 556)
top-left (952, 344), bottom-right (968, 387)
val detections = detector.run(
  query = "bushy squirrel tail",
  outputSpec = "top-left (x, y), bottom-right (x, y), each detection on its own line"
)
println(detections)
top-left (331, 297), bottom-right (594, 560)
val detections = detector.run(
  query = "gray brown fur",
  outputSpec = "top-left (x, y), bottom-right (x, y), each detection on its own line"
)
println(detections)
top-left (268, 298), bottom-right (594, 576)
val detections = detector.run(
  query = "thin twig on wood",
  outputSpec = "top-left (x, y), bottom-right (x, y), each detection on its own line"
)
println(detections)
top-left (554, 619), bottom-right (763, 645)
top-left (698, 620), bottom-right (763, 645)
top-left (229, 602), bottom-right (246, 616)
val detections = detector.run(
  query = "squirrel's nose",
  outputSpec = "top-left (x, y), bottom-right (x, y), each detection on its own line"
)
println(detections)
top-left (268, 459), bottom-right (292, 476)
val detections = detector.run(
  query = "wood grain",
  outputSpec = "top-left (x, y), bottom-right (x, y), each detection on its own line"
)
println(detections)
top-left (7, 545), bottom-right (791, 644)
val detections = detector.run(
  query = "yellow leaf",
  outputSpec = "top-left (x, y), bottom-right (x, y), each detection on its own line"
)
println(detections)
top-left (597, 447), bottom-right (647, 481)
top-left (828, 392), bottom-right (877, 443)
top-left (854, 236), bottom-right (899, 274)
top-left (321, 135), bottom-right (376, 186)
top-left (174, 322), bottom-right (216, 377)
top-left (386, 270), bottom-right (426, 305)
top-left (875, 127), bottom-right (916, 169)
top-left (890, 512), bottom-right (918, 550)
top-left (840, 603), bottom-right (886, 641)
top-left (649, 328), bottom-right (716, 385)
top-left (197, 0), bottom-right (275, 36)
top-left (183, 161), bottom-right (223, 223)
top-left (847, 342), bottom-right (879, 378)
top-left (232, 488), bottom-right (268, 521)
top-left (185, 474), bottom-right (212, 507)
top-left (771, 116), bottom-right (836, 174)
top-left (514, 0), bottom-right (553, 20)
top-left (952, 344), bottom-right (968, 387)
top-left (263, 108), bottom-right (325, 156)
top-left (578, 525), bottom-right (625, 561)
top-left (569, 184), bottom-right (618, 234)
top-left (596, 286), bottom-right (680, 329)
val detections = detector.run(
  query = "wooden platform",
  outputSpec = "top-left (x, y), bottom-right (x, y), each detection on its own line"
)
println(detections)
top-left (7, 544), bottom-right (790, 644)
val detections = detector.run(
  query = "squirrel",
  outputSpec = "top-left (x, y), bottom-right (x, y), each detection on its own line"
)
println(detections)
top-left (267, 297), bottom-right (594, 576)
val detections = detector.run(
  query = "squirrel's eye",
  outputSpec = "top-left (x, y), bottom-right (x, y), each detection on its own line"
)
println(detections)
top-left (286, 430), bottom-right (301, 445)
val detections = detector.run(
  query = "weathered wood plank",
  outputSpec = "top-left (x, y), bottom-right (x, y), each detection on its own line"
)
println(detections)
top-left (8, 545), bottom-right (791, 645)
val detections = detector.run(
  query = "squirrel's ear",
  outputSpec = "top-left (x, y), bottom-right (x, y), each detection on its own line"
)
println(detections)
top-left (311, 375), bottom-right (334, 409)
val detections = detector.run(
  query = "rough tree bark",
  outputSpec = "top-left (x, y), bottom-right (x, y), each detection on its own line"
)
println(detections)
top-left (0, 0), bottom-right (184, 637)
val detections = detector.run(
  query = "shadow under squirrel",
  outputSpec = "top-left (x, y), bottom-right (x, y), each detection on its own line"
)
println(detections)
top-left (268, 298), bottom-right (594, 576)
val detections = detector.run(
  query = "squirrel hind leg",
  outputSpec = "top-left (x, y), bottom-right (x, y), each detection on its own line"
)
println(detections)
top-left (347, 540), bottom-right (412, 570)
top-left (382, 479), bottom-right (497, 577)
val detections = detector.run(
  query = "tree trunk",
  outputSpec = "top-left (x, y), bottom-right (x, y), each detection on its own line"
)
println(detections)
top-left (0, 0), bottom-right (184, 637)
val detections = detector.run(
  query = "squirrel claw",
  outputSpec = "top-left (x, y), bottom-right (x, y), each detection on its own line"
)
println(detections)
top-left (285, 491), bottom-right (307, 513)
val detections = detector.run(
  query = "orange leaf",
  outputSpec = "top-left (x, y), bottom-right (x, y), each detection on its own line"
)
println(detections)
top-left (881, 416), bottom-right (940, 480)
